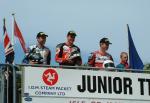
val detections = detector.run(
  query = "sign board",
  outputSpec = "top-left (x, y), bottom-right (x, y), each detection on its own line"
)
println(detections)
top-left (23, 97), bottom-right (150, 103)
top-left (22, 67), bottom-right (150, 103)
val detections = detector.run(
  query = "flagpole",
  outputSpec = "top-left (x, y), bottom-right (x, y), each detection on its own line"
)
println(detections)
top-left (127, 24), bottom-right (130, 66)
top-left (12, 13), bottom-right (15, 47)
top-left (3, 18), bottom-right (5, 32)
top-left (3, 18), bottom-right (9, 103)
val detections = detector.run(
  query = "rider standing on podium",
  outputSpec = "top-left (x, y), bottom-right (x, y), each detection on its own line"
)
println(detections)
top-left (88, 38), bottom-right (114, 69)
top-left (55, 31), bottom-right (82, 66)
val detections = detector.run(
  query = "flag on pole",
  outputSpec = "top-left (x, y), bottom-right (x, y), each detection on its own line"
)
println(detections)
top-left (14, 17), bottom-right (26, 53)
top-left (3, 19), bottom-right (15, 64)
top-left (127, 24), bottom-right (144, 69)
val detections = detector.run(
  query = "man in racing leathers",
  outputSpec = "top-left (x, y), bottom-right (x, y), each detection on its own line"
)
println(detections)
top-left (55, 31), bottom-right (82, 66)
top-left (88, 38), bottom-right (114, 69)
top-left (23, 32), bottom-right (51, 65)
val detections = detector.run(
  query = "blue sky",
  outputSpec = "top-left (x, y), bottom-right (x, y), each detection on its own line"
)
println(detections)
top-left (0, 0), bottom-right (150, 65)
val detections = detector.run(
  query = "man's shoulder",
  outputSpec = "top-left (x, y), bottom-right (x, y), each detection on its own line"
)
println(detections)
top-left (116, 63), bottom-right (125, 68)
top-left (89, 50), bottom-right (99, 57)
top-left (106, 52), bottom-right (112, 57)
top-left (72, 44), bottom-right (80, 50)
top-left (28, 45), bottom-right (37, 49)
top-left (44, 46), bottom-right (50, 52)
top-left (91, 50), bottom-right (100, 54)
top-left (56, 43), bottom-right (65, 48)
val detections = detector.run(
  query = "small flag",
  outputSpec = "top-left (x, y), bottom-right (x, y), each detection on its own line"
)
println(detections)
top-left (3, 19), bottom-right (15, 64)
top-left (127, 24), bottom-right (144, 69)
top-left (14, 18), bottom-right (26, 53)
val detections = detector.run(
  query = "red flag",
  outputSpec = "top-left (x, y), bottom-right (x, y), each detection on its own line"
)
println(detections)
top-left (14, 19), bottom-right (26, 53)
top-left (3, 19), bottom-right (15, 64)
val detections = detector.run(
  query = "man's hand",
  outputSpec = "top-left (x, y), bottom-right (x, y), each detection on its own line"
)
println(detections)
top-left (29, 60), bottom-right (39, 64)
top-left (67, 59), bottom-right (73, 64)
top-left (62, 58), bottom-right (73, 64)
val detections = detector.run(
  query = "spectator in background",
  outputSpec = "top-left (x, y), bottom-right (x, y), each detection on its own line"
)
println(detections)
top-left (88, 38), bottom-right (114, 69)
top-left (116, 52), bottom-right (129, 69)
top-left (22, 32), bottom-right (51, 65)
top-left (55, 30), bottom-right (82, 66)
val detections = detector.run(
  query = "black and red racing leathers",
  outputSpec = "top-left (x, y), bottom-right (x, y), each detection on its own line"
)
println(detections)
top-left (55, 43), bottom-right (82, 66)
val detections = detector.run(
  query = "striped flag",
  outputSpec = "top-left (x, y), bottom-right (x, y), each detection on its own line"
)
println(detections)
top-left (3, 19), bottom-right (15, 64)
top-left (14, 18), bottom-right (26, 53)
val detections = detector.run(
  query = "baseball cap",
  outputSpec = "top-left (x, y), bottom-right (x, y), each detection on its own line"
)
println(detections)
top-left (67, 30), bottom-right (77, 36)
top-left (100, 38), bottom-right (112, 44)
top-left (37, 32), bottom-right (48, 38)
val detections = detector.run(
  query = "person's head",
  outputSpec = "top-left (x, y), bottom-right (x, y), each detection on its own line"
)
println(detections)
top-left (66, 30), bottom-right (77, 46)
top-left (120, 52), bottom-right (128, 63)
top-left (36, 32), bottom-right (48, 46)
top-left (99, 38), bottom-right (112, 52)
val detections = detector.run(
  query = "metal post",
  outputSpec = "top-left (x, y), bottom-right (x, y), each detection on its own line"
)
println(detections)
top-left (0, 64), bottom-right (16, 103)
top-left (1, 68), bottom-right (4, 103)
top-left (0, 67), bottom-right (2, 103)
top-left (12, 13), bottom-right (15, 47)
top-left (6, 67), bottom-right (9, 103)
top-left (12, 65), bottom-right (16, 103)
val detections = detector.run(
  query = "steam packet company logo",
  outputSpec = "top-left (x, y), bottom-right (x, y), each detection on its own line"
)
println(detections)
top-left (42, 68), bottom-right (58, 86)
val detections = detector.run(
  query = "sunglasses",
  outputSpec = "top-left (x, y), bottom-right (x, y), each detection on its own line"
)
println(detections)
top-left (105, 43), bottom-right (110, 46)
top-left (123, 56), bottom-right (128, 59)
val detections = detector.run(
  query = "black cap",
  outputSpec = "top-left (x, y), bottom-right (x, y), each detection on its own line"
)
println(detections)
top-left (37, 32), bottom-right (48, 38)
top-left (67, 30), bottom-right (77, 36)
top-left (100, 38), bottom-right (112, 44)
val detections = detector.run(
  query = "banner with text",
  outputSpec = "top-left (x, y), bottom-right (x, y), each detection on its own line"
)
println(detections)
top-left (23, 67), bottom-right (150, 101)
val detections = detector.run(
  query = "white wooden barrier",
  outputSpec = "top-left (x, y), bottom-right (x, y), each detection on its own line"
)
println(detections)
top-left (22, 66), bottom-right (150, 103)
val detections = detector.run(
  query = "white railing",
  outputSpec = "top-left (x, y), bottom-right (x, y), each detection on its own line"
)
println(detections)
top-left (16, 64), bottom-right (150, 73)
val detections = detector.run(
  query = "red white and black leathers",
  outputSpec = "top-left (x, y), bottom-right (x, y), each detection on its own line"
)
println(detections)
top-left (88, 50), bottom-right (113, 69)
top-left (55, 43), bottom-right (82, 66)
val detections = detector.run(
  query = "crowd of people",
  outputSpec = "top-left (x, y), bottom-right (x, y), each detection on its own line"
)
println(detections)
top-left (22, 31), bottom-right (129, 70)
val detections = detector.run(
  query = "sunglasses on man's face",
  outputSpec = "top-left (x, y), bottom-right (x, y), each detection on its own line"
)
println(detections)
top-left (69, 35), bottom-right (75, 38)
top-left (123, 56), bottom-right (128, 59)
top-left (106, 43), bottom-right (110, 46)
